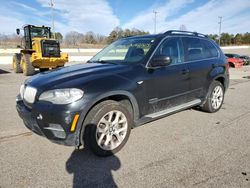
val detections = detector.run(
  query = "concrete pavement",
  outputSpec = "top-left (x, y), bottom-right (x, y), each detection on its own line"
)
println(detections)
top-left (0, 64), bottom-right (250, 188)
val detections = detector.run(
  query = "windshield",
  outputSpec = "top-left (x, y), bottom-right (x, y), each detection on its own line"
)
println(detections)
top-left (30, 27), bottom-right (51, 38)
top-left (233, 54), bottom-right (240, 58)
top-left (90, 37), bottom-right (156, 64)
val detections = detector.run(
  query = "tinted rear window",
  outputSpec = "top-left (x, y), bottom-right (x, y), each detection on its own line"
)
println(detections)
top-left (182, 37), bottom-right (218, 61)
top-left (200, 39), bottom-right (218, 58)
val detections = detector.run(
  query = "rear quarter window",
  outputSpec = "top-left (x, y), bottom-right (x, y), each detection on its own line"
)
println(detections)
top-left (200, 39), bottom-right (218, 58)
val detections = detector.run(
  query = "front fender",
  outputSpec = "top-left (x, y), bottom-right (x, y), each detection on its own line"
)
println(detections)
top-left (77, 90), bottom-right (140, 146)
top-left (87, 90), bottom-right (139, 121)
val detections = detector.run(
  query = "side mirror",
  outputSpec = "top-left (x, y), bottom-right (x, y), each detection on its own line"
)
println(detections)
top-left (150, 56), bottom-right (171, 67)
top-left (16, 28), bottom-right (20, 35)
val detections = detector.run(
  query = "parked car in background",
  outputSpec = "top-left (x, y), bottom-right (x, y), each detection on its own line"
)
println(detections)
top-left (225, 53), bottom-right (244, 68)
top-left (239, 55), bottom-right (250, 65)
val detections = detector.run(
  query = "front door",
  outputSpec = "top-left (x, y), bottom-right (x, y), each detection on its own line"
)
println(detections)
top-left (143, 37), bottom-right (190, 115)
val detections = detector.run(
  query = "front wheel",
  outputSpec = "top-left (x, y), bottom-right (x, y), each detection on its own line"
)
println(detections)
top-left (201, 81), bottom-right (224, 113)
top-left (22, 54), bottom-right (35, 76)
top-left (84, 100), bottom-right (132, 157)
top-left (12, 53), bottom-right (22, 73)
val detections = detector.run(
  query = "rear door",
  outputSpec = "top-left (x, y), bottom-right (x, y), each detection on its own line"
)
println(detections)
top-left (182, 37), bottom-right (219, 100)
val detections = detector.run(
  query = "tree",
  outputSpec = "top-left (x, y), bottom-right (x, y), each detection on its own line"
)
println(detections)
top-left (54, 32), bottom-right (63, 42)
top-left (220, 33), bottom-right (233, 46)
top-left (64, 31), bottom-right (84, 46)
top-left (242, 32), bottom-right (250, 44)
top-left (85, 31), bottom-right (96, 44)
top-left (123, 29), bottom-right (131, 37)
top-left (234, 33), bottom-right (243, 45)
top-left (107, 27), bottom-right (121, 44)
top-left (107, 27), bottom-right (150, 44)
top-left (95, 34), bottom-right (106, 44)
top-left (208, 34), bottom-right (219, 43)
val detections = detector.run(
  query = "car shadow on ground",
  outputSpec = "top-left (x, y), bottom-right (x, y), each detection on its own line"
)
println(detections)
top-left (0, 68), bottom-right (10, 74)
top-left (66, 147), bottom-right (121, 188)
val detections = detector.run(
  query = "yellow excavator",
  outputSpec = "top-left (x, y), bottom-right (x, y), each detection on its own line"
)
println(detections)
top-left (13, 25), bottom-right (68, 76)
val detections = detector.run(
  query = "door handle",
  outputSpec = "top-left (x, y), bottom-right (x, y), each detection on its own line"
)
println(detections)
top-left (181, 69), bottom-right (189, 75)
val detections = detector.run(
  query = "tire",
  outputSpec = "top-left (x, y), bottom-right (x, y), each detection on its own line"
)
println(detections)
top-left (12, 53), bottom-right (22, 73)
top-left (229, 62), bottom-right (234, 68)
top-left (83, 100), bottom-right (132, 157)
top-left (201, 81), bottom-right (224, 113)
top-left (22, 54), bottom-right (35, 76)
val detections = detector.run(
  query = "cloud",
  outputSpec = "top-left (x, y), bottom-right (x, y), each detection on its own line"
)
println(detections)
top-left (36, 0), bottom-right (120, 35)
top-left (0, 15), bottom-right (23, 35)
top-left (0, 0), bottom-right (249, 36)
top-left (0, 1), bottom-right (50, 35)
top-left (0, 0), bottom-right (119, 36)
top-left (165, 0), bottom-right (250, 34)
top-left (10, 2), bottom-right (38, 12)
top-left (123, 0), bottom-right (194, 33)
top-left (122, 0), bottom-right (250, 34)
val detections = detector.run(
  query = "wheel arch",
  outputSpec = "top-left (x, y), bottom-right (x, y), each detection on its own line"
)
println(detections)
top-left (78, 91), bottom-right (139, 146)
top-left (202, 74), bottom-right (227, 105)
top-left (214, 76), bottom-right (226, 89)
top-left (228, 62), bottom-right (235, 67)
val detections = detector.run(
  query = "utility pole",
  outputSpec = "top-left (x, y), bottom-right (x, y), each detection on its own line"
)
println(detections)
top-left (153, 10), bottom-right (158, 34)
top-left (50, 0), bottom-right (55, 39)
top-left (218, 16), bottom-right (222, 46)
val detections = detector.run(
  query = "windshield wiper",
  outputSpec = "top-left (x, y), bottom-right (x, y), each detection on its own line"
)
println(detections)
top-left (87, 60), bottom-right (94, 63)
top-left (98, 60), bottom-right (109, 64)
top-left (97, 60), bottom-right (117, 65)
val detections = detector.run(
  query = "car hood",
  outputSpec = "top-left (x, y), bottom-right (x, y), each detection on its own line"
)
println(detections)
top-left (26, 63), bottom-right (130, 89)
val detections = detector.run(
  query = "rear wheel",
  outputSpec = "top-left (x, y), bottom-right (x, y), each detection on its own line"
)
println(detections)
top-left (12, 53), bottom-right (22, 73)
top-left (84, 100), bottom-right (132, 157)
top-left (201, 81), bottom-right (224, 113)
top-left (22, 54), bottom-right (35, 76)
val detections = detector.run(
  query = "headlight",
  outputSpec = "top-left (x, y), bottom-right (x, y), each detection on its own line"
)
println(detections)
top-left (24, 86), bottom-right (37, 103)
top-left (39, 88), bottom-right (84, 104)
top-left (20, 84), bottom-right (24, 99)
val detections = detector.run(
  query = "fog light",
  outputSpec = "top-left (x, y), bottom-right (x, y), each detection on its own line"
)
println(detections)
top-left (44, 123), bottom-right (66, 139)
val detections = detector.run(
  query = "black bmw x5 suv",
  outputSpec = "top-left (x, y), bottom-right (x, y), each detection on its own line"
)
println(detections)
top-left (16, 30), bottom-right (229, 156)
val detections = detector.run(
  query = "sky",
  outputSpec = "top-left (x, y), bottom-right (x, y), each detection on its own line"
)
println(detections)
top-left (0, 0), bottom-right (250, 36)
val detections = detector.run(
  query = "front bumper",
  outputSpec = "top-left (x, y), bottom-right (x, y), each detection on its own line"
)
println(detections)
top-left (31, 52), bottom-right (68, 68)
top-left (16, 96), bottom-right (84, 146)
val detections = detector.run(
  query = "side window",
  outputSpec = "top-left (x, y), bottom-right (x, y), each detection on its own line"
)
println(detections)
top-left (183, 37), bottom-right (219, 61)
top-left (24, 27), bottom-right (31, 49)
top-left (200, 39), bottom-right (218, 58)
top-left (154, 37), bottom-right (184, 64)
top-left (183, 37), bottom-right (204, 61)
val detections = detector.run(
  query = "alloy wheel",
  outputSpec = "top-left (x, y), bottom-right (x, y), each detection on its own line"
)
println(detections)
top-left (95, 110), bottom-right (128, 151)
top-left (211, 85), bottom-right (223, 110)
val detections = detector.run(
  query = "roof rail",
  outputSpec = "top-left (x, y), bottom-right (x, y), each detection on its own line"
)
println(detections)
top-left (164, 30), bottom-right (207, 38)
